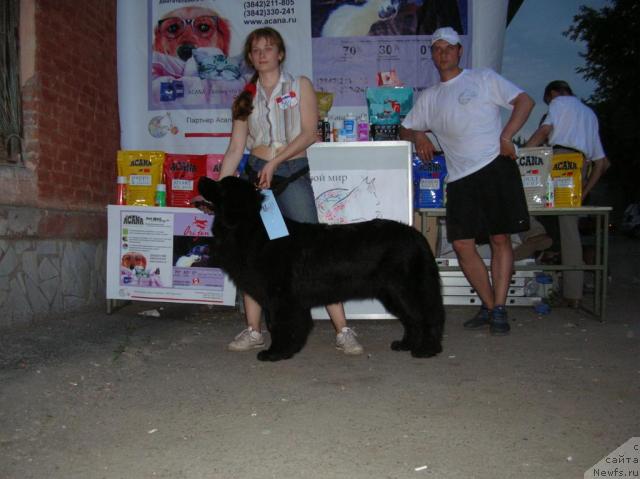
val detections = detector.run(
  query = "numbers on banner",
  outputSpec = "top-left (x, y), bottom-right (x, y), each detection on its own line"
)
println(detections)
top-left (342, 45), bottom-right (357, 57)
top-left (419, 44), bottom-right (431, 57)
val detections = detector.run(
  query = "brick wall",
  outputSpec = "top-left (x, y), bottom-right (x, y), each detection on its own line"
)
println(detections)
top-left (31, 0), bottom-right (119, 217)
top-left (0, 0), bottom-right (118, 325)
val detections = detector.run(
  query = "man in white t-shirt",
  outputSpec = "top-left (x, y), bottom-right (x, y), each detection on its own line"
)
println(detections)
top-left (526, 80), bottom-right (610, 307)
top-left (400, 27), bottom-right (534, 335)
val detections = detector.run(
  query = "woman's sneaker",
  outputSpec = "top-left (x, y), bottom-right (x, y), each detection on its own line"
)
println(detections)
top-left (228, 327), bottom-right (265, 351)
top-left (463, 305), bottom-right (491, 329)
top-left (336, 327), bottom-right (364, 355)
top-left (489, 305), bottom-right (511, 335)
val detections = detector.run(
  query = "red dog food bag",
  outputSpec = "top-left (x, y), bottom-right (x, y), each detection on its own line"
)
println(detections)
top-left (163, 154), bottom-right (208, 207)
top-left (206, 154), bottom-right (224, 180)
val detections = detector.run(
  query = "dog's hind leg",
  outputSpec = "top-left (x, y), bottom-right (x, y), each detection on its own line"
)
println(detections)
top-left (381, 283), bottom-right (444, 358)
top-left (257, 302), bottom-right (313, 362)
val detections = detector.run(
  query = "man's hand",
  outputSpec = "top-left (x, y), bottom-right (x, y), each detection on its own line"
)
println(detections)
top-left (500, 137), bottom-right (518, 159)
top-left (415, 134), bottom-right (437, 162)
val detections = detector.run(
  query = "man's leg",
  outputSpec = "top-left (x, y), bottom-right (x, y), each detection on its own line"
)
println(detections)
top-left (452, 238), bottom-right (494, 309)
top-left (489, 233), bottom-right (514, 306)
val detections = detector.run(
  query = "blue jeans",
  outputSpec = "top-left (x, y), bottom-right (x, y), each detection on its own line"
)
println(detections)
top-left (243, 155), bottom-right (319, 224)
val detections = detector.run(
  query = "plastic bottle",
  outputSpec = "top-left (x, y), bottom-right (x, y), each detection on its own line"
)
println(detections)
top-left (155, 184), bottom-right (166, 207)
top-left (332, 119), bottom-right (343, 142)
top-left (343, 113), bottom-right (356, 141)
top-left (116, 176), bottom-right (128, 205)
top-left (322, 117), bottom-right (331, 142)
top-left (357, 115), bottom-right (369, 141)
top-left (545, 174), bottom-right (555, 208)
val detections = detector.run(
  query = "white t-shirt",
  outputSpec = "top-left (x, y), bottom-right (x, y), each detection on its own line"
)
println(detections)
top-left (543, 95), bottom-right (605, 162)
top-left (402, 68), bottom-right (523, 182)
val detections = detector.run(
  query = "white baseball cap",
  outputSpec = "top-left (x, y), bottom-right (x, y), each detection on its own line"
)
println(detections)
top-left (430, 27), bottom-right (461, 47)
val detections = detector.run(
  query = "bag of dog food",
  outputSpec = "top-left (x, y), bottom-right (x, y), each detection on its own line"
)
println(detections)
top-left (206, 154), bottom-right (224, 181)
top-left (551, 152), bottom-right (583, 207)
top-left (516, 146), bottom-right (553, 209)
top-left (413, 153), bottom-right (447, 208)
top-left (117, 151), bottom-right (165, 206)
top-left (366, 87), bottom-right (413, 125)
top-left (163, 154), bottom-right (210, 207)
top-left (316, 91), bottom-right (334, 118)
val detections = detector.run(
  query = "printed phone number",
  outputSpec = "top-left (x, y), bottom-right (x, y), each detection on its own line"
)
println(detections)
top-left (244, 0), bottom-right (295, 8)
top-left (244, 7), bottom-right (295, 17)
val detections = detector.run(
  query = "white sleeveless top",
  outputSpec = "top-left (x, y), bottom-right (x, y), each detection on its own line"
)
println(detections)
top-left (246, 71), bottom-right (302, 151)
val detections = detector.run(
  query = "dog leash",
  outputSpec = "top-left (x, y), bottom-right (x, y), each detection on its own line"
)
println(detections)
top-left (244, 163), bottom-right (310, 196)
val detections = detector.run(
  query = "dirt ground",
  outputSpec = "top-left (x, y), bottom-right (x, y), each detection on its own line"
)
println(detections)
top-left (1, 235), bottom-right (639, 479)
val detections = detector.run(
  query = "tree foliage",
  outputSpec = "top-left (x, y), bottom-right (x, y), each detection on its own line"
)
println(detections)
top-left (565, 0), bottom-right (640, 201)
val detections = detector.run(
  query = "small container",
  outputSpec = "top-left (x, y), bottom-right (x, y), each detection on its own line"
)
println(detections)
top-left (535, 273), bottom-right (553, 299)
top-left (116, 176), bottom-right (128, 205)
top-left (343, 113), bottom-right (356, 141)
top-left (545, 174), bottom-right (555, 208)
top-left (155, 183), bottom-right (166, 207)
top-left (322, 117), bottom-right (331, 142)
top-left (332, 119), bottom-right (343, 142)
top-left (357, 115), bottom-right (369, 141)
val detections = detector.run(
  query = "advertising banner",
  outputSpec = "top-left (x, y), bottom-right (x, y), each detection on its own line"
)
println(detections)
top-left (106, 205), bottom-right (236, 305)
top-left (117, 0), bottom-right (471, 153)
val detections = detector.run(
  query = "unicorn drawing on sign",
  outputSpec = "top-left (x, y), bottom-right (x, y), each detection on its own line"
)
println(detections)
top-left (315, 177), bottom-right (382, 224)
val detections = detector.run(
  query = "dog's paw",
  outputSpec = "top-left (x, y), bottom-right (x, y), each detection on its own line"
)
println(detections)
top-left (257, 350), bottom-right (293, 362)
top-left (410, 343), bottom-right (442, 358)
top-left (390, 340), bottom-right (410, 351)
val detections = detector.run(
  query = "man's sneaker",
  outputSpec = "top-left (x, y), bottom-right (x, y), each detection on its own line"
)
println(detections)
top-left (463, 305), bottom-right (491, 329)
top-left (490, 305), bottom-right (511, 335)
top-left (228, 327), bottom-right (265, 351)
top-left (336, 327), bottom-right (364, 355)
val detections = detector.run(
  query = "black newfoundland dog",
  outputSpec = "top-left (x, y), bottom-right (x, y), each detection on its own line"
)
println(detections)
top-left (197, 176), bottom-right (444, 361)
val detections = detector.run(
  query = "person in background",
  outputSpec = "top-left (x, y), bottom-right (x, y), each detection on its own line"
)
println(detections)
top-left (217, 27), bottom-right (363, 354)
top-left (400, 27), bottom-right (534, 335)
top-left (525, 80), bottom-right (610, 308)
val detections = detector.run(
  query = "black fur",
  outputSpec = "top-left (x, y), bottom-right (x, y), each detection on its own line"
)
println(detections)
top-left (198, 176), bottom-right (445, 361)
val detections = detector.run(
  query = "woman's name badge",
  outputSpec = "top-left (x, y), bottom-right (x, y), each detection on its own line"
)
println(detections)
top-left (276, 91), bottom-right (298, 109)
top-left (259, 189), bottom-right (289, 240)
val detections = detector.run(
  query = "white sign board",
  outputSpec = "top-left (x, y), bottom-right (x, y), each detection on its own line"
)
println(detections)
top-left (308, 141), bottom-right (413, 319)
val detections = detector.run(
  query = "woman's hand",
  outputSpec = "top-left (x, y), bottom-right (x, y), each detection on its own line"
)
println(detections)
top-left (258, 161), bottom-right (277, 189)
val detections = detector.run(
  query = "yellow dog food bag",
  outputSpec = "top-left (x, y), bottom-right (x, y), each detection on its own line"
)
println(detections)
top-left (551, 152), bottom-right (583, 207)
top-left (117, 150), bottom-right (165, 206)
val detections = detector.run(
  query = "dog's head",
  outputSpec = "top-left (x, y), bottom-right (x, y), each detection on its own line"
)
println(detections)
top-left (197, 176), bottom-right (264, 228)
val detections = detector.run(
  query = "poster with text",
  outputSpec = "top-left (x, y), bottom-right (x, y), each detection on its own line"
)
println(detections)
top-left (311, 0), bottom-right (471, 107)
top-left (118, 0), bottom-right (312, 154)
top-left (106, 205), bottom-right (236, 305)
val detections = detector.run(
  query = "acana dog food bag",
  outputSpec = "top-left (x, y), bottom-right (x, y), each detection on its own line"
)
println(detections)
top-left (117, 151), bottom-right (165, 206)
top-left (516, 146), bottom-right (553, 208)
top-left (413, 153), bottom-right (448, 208)
top-left (551, 152), bottom-right (583, 207)
top-left (163, 154), bottom-right (209, 207)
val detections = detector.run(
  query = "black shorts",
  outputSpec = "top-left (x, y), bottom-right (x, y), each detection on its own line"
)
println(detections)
top-left (446, 155), bottom-right (530, 242)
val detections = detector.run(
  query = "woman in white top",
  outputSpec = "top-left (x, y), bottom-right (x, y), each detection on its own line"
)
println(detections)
top-left (218, 27), bottom-right (363, 355)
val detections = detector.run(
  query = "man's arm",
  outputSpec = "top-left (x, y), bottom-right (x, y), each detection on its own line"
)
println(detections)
top-left (583, 157), bottom-right (610, 200)
top-left (525, 124), bottom-right (552, 147)
top-left (399, 126), bottom-right (436, 162)
top-left (500, 92), bottom-right (535, 158)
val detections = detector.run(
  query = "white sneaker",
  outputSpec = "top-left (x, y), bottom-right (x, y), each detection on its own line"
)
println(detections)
top-left (336, 327), bottom-right (364, 355)
top-left (228, 327), bottom-right (265, 351)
